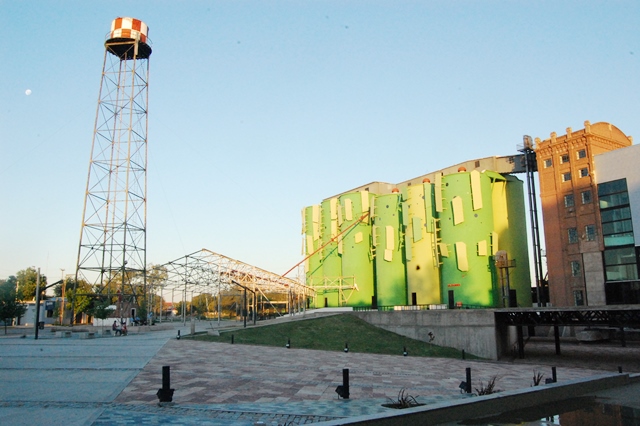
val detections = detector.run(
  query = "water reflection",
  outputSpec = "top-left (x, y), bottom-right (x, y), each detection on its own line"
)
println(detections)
top-left (458, 396), bottom-right (640, 425)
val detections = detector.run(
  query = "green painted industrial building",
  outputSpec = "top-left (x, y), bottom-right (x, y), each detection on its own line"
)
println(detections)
top-left (303, 156), bottom-right (533, 309)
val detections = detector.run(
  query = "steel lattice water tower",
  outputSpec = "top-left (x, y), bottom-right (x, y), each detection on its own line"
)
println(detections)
top-left (75, 17), bottom-right (152, 321)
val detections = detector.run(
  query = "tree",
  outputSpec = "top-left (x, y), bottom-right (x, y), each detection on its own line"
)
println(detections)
top-left (88, 298), bottom-right (114, 333)
top-left (16, 267), bottom-right (47, 301)
top-left (0, 281), bottom-right (26, 334)
top-left (65, 278), bottom-right (93, 322)
top-left (192, 293), bottom-right (216, 317)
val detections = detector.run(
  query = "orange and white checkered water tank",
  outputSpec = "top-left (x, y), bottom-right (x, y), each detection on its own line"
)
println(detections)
top-left (110, 17), bottom-right (149, 43)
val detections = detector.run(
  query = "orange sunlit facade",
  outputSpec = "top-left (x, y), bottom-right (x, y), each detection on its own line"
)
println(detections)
top-left (535, 121), bottom-right (633, 306)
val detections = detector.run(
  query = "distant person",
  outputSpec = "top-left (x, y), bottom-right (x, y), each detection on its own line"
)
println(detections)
top-left (122, 323), bottom-right (128, 336)
top-left (113, 320), bottom-right (121, 336)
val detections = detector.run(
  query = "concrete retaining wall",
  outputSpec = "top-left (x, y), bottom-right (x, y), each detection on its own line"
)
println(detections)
top-left (352, 310), bottom-right (506, 360)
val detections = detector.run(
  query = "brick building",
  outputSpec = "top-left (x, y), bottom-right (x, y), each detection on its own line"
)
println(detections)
top-left (535, 121), bottom-right (633, 306)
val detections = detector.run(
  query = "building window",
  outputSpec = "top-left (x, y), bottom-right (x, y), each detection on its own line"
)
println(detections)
top-left (577, 149), bottom-right (587, 159)
top-left (561, 154), bottom-right (570, 164)
top-left (581, 190), bottom-right (592, 204)
top-left (564, 194), bottom-right (575, 207)
top-left (543, 159), bottom-right (552, 168)
top-left (571, 261), bottom-right (582, 277)
top-left (585, 224), bottom-right (596, 241)
top-left (598, 178), bottom-right (638, 282)
top-left (574, 290), bottom-right (584, 306)
top-left (562, 172), bottom-right (572, 182)
top-left (568, 227), bottom-right (578, 244)
top-left (579, 168), bottom-right (589, 178)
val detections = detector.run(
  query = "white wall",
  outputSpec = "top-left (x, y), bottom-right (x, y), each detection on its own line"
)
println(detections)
top-left (594, 144), bottom-right (640, 245)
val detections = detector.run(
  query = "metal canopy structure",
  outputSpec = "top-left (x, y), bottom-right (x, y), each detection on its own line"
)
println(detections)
top-left (159, 249), bottom-right (314, 324)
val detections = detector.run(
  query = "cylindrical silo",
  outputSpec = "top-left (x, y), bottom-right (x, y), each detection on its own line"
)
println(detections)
top-left (338, 191), bottom-right (375, 307)
top-left (319, 198), bottom-right (342, 307)
top-left (373, 192), bottom-right (407, 306)
top-left (404, 182), bottom-right (441, 305)
top-left (494, 175), bottom-right (533, 307)
top-left (439, 170), bottom-right (498, 307)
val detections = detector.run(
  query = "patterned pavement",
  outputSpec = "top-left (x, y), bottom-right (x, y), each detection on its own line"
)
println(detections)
top-left (105, 332), bottom-right (633, 425)
top-left (1, 319), bottom-right (638, 426)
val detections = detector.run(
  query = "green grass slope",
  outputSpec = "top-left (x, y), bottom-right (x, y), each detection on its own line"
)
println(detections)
top-left (190, 313), bottom-right (475, 359)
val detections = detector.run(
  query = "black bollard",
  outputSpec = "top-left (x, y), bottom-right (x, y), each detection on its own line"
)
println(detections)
top-left (403, 346), bottom-right (408, 356)
top-left (286, 338), bottom-right (291, 348)
top-left (344, 342), bottom-right (349, 353)
top-left (462, 349), bottom-right (465, 360)
top-left (618, 366), bottom-right (623, 374)
top-left (552, 366), bottom-right (557, 383)
top-left (465, 367), bottom-right (472, 394)
top-left (335, 368), bottom-right (350, 399)
top-left (156, 365), bottom-right (175, 403)
top-left (231, 334), bottom-right (234, 344)
top-left (176, 330), bottom-right (180, 340)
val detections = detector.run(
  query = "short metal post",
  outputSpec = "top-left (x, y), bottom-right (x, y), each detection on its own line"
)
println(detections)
top-left (462, 350), bottom-right (465, 360)
top-left (156, 365), bottom-right (175, 402)
top-left (342, 368), bottom-right (350, 399)
top-left (231, 334), bottom-right (234, 344)
top-left (618, 366), bottom-right (623, 374)
top-left (551, 366), bottom-right (557, 383)
top-left (465, 367), bottom-right (472, 394)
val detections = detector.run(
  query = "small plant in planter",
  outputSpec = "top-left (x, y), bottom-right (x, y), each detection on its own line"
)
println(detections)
top-left (475, 376), bottom-right (501, 395)
top-left (382, 388), bottom-right (424, 409)
top-left (532, 369), bottom-right (545, 386)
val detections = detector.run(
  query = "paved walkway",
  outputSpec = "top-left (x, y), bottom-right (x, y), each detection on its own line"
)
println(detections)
top-left (0, 320), bottom-right (638, 425)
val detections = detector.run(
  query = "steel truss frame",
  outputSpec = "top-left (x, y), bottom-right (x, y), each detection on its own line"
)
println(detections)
top-left (159, 249), bottom-right (314, 324)
top-left (76, 38), bottom-right (150, 298)
top-left (307, 277), bottom-right (358, 307)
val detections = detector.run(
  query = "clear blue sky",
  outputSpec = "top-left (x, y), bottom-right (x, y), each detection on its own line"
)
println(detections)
top-left (1, 1), bottom-right (638, 284)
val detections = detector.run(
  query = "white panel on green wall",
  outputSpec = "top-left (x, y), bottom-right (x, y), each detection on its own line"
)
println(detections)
top-left (455, 242), bottom-right (469, 271)
top-left (471, 170), bottom-right (483, 211)
top-left (386, 226), bottom-right (395, 250)
top-left (345, 198), bottom-right (353, 221)
top-left (477, 240), bottom-right (487, 256)
top-left (355, 232), bottom-right (363, 244)
top-left (439, 243), bottom-right (449, 257)
top-left (360, 191), bottom-right (369, 213)
top-left (384, 249), bottom-right (393, 262)
top-left (452, 196), bottom-right (464, 225)
top-left (330, 198), bottom-right (338, 220)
